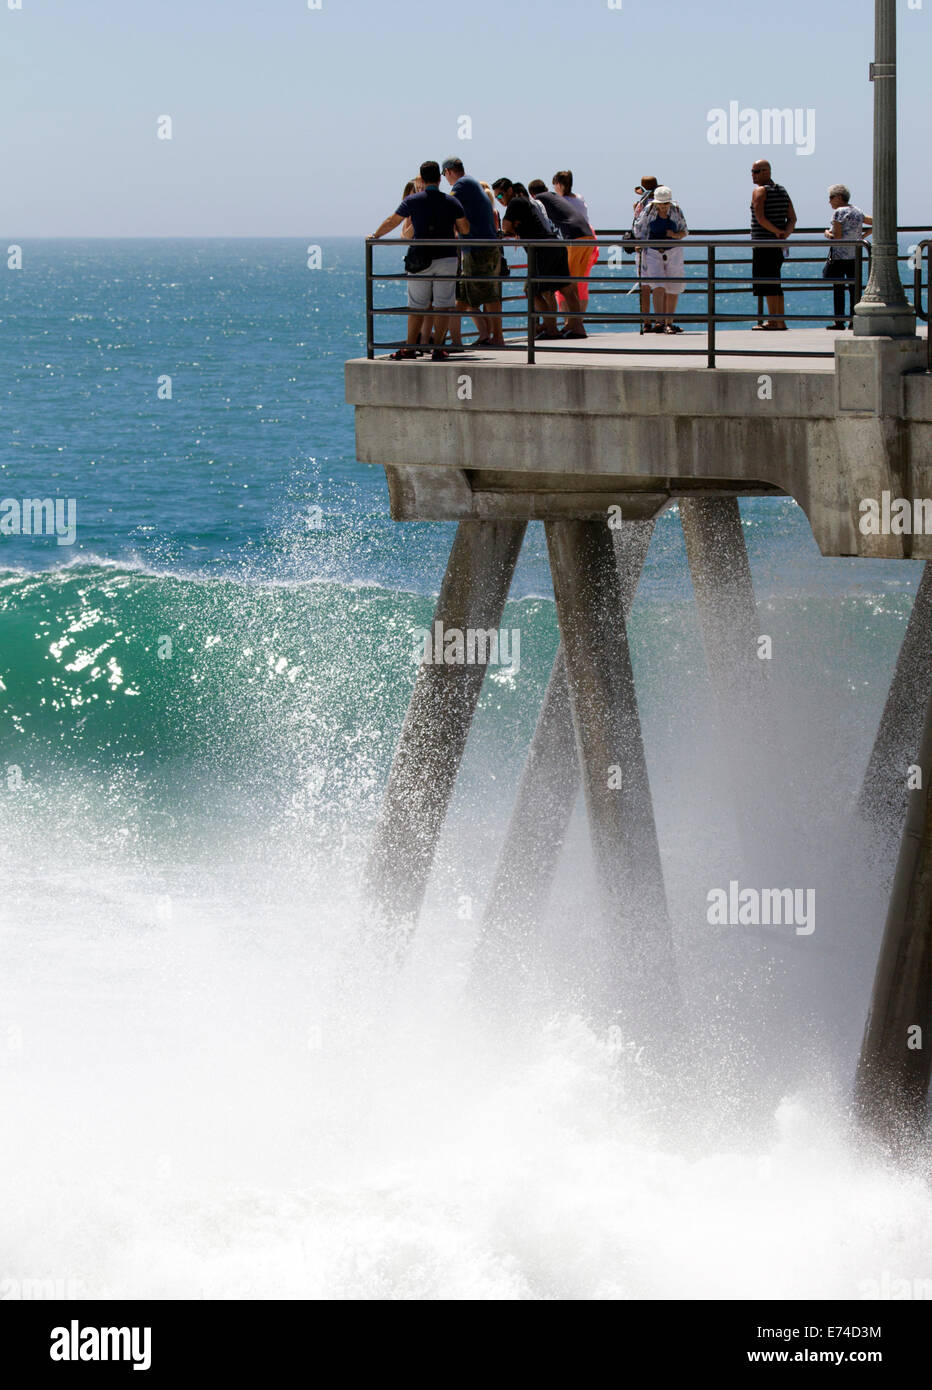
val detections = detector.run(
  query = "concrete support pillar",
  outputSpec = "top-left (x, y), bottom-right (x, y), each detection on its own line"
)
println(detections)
top-left (854, 0), bottom-right (915, 337)
top-left (475, 521), bottom-right (655, 986)
top-left (679, 497), bottom-right (762, 709)
top-left (365, 519), bottom-right (526, 935)
top-left (476, 644), bottom-right (577, 982)
top-left (854, 681), bottom-right (932, 1150)
top-left (679, 497), bottom-right (769, 843)
top-left (859, 563), bottom-right (932, 837)
top-left (544, 519), bottom-right (678, 1020)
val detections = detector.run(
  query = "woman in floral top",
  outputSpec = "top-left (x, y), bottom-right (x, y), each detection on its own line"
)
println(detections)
top-left (823, 184), bottom-right (872, 331)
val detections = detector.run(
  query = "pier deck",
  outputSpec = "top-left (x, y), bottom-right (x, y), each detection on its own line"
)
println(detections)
top-left (390, 328), bottom-right (892, 371)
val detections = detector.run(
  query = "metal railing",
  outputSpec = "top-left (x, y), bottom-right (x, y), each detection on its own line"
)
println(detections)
top-left (917, 240), bottom-right (931, 371)
top-left (365, 227), bottom-right (931, 369)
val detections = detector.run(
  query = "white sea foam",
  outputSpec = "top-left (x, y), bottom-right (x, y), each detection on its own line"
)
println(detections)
top-left (0, 576), bottom-right (929, 1301)
top-left (0, 783), bottom-right (929, 1302)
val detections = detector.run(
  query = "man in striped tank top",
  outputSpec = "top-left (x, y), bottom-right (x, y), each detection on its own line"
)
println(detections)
top-left (750, 160), bottom-right (797, 331)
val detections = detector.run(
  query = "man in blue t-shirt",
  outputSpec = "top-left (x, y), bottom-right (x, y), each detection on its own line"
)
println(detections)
top-left (442, 158), bottom-right (505, 348)
top-left (371, 160), bottom-right (469, 359)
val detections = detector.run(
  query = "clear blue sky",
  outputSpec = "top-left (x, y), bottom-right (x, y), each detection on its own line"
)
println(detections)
top-left (3, 0), bottom-right (930, 235)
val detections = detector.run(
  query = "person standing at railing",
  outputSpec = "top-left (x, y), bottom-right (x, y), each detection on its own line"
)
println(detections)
top-left (494, 180), bottom-right (582, 340)
top-left (519, 181), bottom-right (551, 227)
top-left (399, 180), bottom-right (417, 238)
top-left (441, 158), bottom-right (506, 349)
top-left (552, 171), bottom-right (589, 223)
top-left (633, 177), bottom-right (660, 332)
top-left (633, 186), bottom-right (688, 334)
top-left (528, 180), bottom-right (590, 337)
top-left (399, 177), bottom-right (436, 353)
top-left (551, 172), bottom-right (599, 325)
top-left (370, 160), bottom-right (469, 361)
top-left (750, 159), bottom-right (797, 331)
top-left (823, 184), bottom-right (872, 332)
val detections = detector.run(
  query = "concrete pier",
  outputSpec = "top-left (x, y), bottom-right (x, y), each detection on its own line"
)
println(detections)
top-left (348, 325), bottom-right (931, 1126)
top-left (348, 333), bottom-right (930, 556)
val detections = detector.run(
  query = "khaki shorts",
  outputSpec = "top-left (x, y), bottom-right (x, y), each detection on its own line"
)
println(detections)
top-left (457, 246), bottom-right (502, 308)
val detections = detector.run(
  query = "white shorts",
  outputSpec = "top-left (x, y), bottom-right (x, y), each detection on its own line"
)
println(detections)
top-left (641, 245), bottom-right (685, 294)
top-left (406, 256), bottom-right (459, 312)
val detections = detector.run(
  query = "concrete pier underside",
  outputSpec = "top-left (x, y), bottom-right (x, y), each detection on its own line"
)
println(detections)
top-left (348, 331), bottom-right (932, 1132)
top-left (347, 335), bottom-right (931, 556)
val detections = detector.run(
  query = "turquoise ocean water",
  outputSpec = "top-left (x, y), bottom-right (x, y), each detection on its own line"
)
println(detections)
top-left (0, 239), bottom-right (922, 828)
top-left (1, 239), bottom-right (930, 1299)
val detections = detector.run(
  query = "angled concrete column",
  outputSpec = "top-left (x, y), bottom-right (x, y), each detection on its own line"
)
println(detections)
top-left (365, 519), bottom-right (526, 935)
top-left (855, 681), bottom-right (932, 1150)
top-left (476, 645), bottom-right (577, 979)
top-left (475, 521), bottom-right (655, 987)
top-left (859, 562), bottom-right (932, 838)
top-left (679, 497), bottom-right (762, 707)
top-left (679, 497), bottom-right (769, 842)
top-left (544, 519), bottom-right (678, 1022)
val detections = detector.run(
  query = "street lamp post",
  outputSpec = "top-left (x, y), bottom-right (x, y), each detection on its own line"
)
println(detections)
top-left (853, 0), bottom-right (916, 338)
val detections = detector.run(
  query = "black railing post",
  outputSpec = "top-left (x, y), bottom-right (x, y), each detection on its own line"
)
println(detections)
top-left (527, 243), bottom-right (536, 365)
top-left (365, 238), bottom-right (374, 360)
top-left (707, 243), bottom-right (716, 369)
top-left (911, 240), bottom-right (927, 325)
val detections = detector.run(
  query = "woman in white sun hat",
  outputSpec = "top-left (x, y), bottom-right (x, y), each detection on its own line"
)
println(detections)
top-left (634, 185), bottom-right (688, 333)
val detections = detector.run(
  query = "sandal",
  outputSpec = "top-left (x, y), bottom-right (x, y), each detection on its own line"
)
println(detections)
top-left (431, 348), bottom-right (451, 361)
top-left (388, 349), bottom-right (417, 360)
